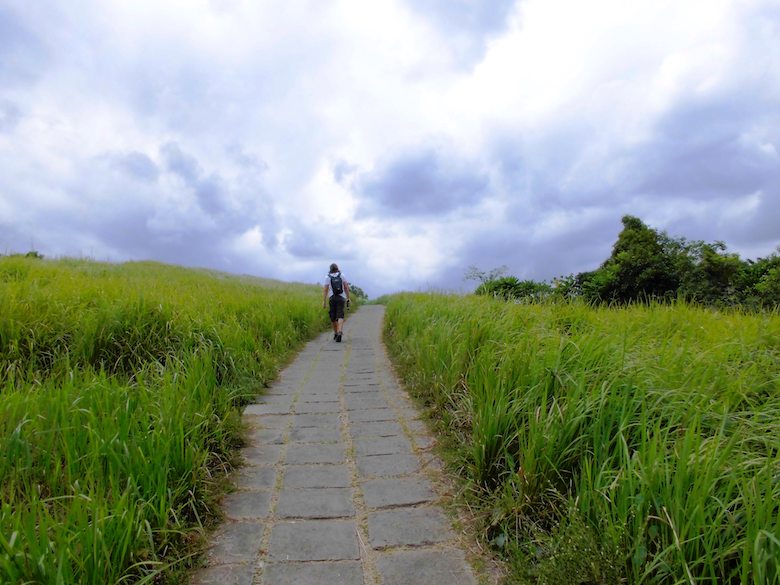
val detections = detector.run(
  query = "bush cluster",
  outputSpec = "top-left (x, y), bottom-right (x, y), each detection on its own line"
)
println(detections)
top-left (473, 216), bottom-right (780, 308)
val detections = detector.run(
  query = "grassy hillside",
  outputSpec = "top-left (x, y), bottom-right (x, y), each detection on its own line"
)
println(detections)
top-left (384, 293), bottom-right (779, 584)
top-left (0, 257), bottom-right (329, 584)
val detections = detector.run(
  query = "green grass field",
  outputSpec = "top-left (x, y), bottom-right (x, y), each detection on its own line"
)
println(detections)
top-left (384, 293), bottom-right (780, 584)
top-left (0, 257), bottom-right (329, 584)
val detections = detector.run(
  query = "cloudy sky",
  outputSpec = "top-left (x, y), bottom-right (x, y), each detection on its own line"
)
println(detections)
top-left (1, 0), bottom-right (779, 296)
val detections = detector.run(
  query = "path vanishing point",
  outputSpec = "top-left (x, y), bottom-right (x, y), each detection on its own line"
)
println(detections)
top-left (192, 305), bottom-right (479, 585)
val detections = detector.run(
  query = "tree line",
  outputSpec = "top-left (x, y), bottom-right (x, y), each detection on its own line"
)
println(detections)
top-left (470, 215), bottom-right (780, 308)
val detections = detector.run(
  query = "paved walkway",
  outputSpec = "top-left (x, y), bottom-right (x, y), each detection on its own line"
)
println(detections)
top-left (192, 305), bottom-right (477, 585)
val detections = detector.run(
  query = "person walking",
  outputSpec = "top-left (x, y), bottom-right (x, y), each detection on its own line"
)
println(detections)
top-left (323, 263), bottom-right (350, 342)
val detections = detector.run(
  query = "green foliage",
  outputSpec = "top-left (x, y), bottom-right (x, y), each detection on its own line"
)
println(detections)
top-left (464, 264), bottom-right (509, 284)
top-left (756, 265), bottom-right (780, 300)
top-left (475, 277), bottom-right (552, 301)
top-left (583, 215), bottom-right (678, 302)
top-left (349, 283), bottom-right (369, 300)
top-left (0, 257), bottom-right (329, 584)
top-left (479, 216), bottom-right (779, 309)
top-left (740, 254), bottom-right (780, 307)
top-left (384, 293), bottom-right (780, 584)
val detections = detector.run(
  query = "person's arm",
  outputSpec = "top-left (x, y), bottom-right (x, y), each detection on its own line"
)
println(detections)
top-left (322, 284), bottom-right (329, 308)
top-left (344, 281), bottom-right (350, 301)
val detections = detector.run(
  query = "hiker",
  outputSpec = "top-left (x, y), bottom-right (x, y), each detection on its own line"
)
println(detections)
top-left (323, 263), bottom-right (350, 342)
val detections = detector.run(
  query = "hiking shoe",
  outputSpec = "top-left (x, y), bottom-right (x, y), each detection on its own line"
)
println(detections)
top-left (333, 333), bottom-right (338, 340)
top-left (336, 333), bottom-right (342, 343)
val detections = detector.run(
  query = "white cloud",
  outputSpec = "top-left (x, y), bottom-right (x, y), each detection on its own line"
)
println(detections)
top-left (1, 0), bottom-right (778, 295)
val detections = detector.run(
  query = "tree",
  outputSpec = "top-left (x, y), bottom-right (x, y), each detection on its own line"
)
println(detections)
top-left (738, 249), bottom-right (780, 307)
top-left (474, 277), bottom-right (552, 301)
top-left (755, 266), bottom-right (780, 305)
top-left (349, 284), bottom-right (368, 300)
top-left (464, 265), bottom-right (509, 284)
top-left (589, 215), bottom-right (678, 302)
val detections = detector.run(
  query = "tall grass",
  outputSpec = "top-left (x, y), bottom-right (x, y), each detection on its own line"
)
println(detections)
top-left (0, 257), bottom-right (328, 583)
top-left (384, 293), bottom-right (780, 584)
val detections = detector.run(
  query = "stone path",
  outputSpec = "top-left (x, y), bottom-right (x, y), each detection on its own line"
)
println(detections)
top-left (192, 305), bottom-right (478, 585)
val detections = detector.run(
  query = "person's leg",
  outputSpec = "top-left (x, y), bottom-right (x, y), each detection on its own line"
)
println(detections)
top-left (334, 297), bottom-right (346, 340)
top-left (329, 297), bottom-right (339, 337)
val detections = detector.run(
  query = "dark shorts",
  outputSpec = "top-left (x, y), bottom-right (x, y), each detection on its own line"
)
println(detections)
top-left (329, 296), bottom-right (345, 321)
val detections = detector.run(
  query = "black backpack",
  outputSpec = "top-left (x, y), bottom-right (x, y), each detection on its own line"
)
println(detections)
top-left (330, 272), bottom-right (344, 295)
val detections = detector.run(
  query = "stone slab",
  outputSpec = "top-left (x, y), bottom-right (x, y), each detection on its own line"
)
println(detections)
top-left (368, 507), bottom-right (453, 549)
top-left (413, 435), bottom-right (436, 451)
top-left (207, 521), bottom-right (264, 564)
top-left (361, 477), bottom-right (435, 509)
top-left (348, 408), bottom-right (396, 423)
top-left (240, 444), bottom-right (283, 466)
top-left (395, 407), bottom-right (421, 421)
top-left (295, 401), bottom-right (341, 414)
top-left (404, 419), bottom-right (429, 435)
top-left (254, 394), bottom-right (294, 405)
top-left (289, 425), bottom-right (342, 443)
top-left (300, 396), bottom-right (341, 405)
top-left (234, 466), bottom-right (277, 490)
top-left (350, 420), bottom-right (404, 438)
top-left (344, 385), bottom-right (381, 393)
top-left (243, 414), bottom-right (291, 429)
top-left (375, 550), bottom-right (476, 585)
top-left (262, 561), bottom-right (363, 585)
top-left (244, 403), bottom-right (292, 416)
top-left (291, 413), bottom-right (340, 429)
top-left (345, 397), bottom-right (390, 411)
top-left (191, 563), bottom-right (254, 585)
top-left (283, 464), bottom-right (352, 488)
top-left (353, 435), bottom-right (414, 456)
top-left (247, 427), bottom-right (286, 445)
top-left (421, 454), bottom-right (444, 472)
top-left (286, 443), bottom-right (346, 465)
top-left (223, 490), bottom-right (272, 520)
top-left (276, 487), bottom-right (355, 518)
top-left (355, 452), bottom-right (420, 478)
top-left (298, 394), bottom-right (340, 403)
top-left (268, 520), bottom-right (359, 561)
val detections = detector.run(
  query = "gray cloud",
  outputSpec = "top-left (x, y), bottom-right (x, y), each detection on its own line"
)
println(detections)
top-left (444, 210), bottom-right (618, 291)
top-left (156, 142), bottom-right (247, 219)
top-left (0, 6), bottom-right (49, 85)
top-left (227, 143), bottom-right (269, 174)
top-left (0, 138), bottom-right (281, 269)
top-left (743, 187), bottom-right (780, 244)
top-left (0, 100), bottom-right (21, 133)
top-left (356, 149), bottom-right (490, 217)
top-left (0, 221), bottom-right (30, 254)
top-left (2, 0), bottom-right (779, 297)
top-left (106, 151), bottom-right (160, 182)
top-left (161, 142), bottom-right (202, 185)
top-left (627, 98), bottom-right (780, 201)
top-left (415, 0), bottom-right (516, 35)
top-left (407, 0), bottom-right (517, 64)
top-left (433, 78), bottom-right (780, 291)
top-left (195, 174), bottom-right (228, 215)
top-left (284, 227), bottom-right (328, 260)
top-left (283, 219), bottom-right (358, 261)
top-left (333, 159), bottom-right (358, 186)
